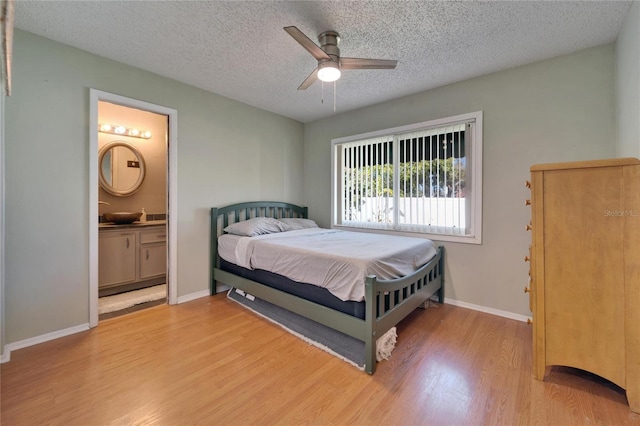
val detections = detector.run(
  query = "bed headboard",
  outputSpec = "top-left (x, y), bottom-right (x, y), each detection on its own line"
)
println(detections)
top-left (210, 201), bottom-right (308, 294)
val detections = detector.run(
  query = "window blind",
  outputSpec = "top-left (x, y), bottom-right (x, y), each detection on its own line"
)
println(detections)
top-left (339, 122), bottom-right (470, 235)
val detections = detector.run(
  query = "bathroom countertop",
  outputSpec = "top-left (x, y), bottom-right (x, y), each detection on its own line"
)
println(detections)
top-left (99, 220), bottom-right (166, 229)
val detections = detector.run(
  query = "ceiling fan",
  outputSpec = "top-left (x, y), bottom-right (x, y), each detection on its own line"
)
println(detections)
top-left (284, 26), bottom-right (398, 90)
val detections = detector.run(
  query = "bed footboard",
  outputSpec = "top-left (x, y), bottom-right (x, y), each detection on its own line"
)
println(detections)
top-left (363, 246), bottom-right (444, 373)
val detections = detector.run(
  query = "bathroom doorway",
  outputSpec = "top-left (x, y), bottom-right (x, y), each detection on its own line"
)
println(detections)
top-left (89, 89), bottom-right (178, 327)
top-left (97, 102), bottom-right (167, 319)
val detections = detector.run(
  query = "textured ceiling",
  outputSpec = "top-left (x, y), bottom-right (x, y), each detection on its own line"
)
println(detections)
top-left (13, 1), bottom-right (632, 123)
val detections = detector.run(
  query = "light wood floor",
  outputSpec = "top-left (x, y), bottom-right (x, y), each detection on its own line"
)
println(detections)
top-left (2, 294), bottom-right (639, 425)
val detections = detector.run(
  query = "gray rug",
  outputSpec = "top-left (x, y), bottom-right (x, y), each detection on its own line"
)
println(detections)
top-left (227, 288), bottom-right (369, 369)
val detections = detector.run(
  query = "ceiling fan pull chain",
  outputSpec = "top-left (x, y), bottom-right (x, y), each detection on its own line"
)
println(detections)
top-left (333, 81), bottom-right (337, 112)
top-left (321, 80), bottom-right (324, 104)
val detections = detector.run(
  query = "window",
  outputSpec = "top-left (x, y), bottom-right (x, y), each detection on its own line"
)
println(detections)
top-left (331, 111), bottom-right (482, 244)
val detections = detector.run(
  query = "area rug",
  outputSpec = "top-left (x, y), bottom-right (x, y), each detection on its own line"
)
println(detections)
top-left (227, 288), bottom-right (397, 370)
top-left (99, 284), bottom-right (167, 314)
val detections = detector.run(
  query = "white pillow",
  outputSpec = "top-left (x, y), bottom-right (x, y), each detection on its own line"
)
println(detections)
top-left (279, 218), bottom-right (319, 230)
top-left (223, 217), bottom-right (287, 237)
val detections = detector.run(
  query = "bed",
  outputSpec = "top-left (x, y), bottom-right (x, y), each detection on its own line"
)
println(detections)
top-left (210, 201), bottom-right (444, 374)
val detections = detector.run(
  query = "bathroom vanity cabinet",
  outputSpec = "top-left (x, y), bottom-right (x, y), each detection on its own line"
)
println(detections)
top-left (99, 231), bottom-right (137, 287)
top-left (139, 228), bottom-right (167, 280)
top-left (99, 222), bottom-right (166, 294)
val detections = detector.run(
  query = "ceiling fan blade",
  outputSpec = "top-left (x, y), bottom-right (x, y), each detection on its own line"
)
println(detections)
top-left (340, 58), bottom-right (398, 70)
top-left (297, 67), bottom-right (319, 90)
top-left (284, 26), bottom-right (331, 61)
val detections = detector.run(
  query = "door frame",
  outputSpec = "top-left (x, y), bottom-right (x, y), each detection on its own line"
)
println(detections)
top-left (89, 89), bottom-right (178, 327)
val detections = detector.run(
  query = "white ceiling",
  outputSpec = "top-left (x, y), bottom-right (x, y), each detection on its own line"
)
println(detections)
top-left (14, 1), bottom-right (632, 123)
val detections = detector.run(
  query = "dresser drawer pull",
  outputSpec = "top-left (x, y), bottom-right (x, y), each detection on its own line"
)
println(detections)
top-left (527, 318), bottom-right (532, 325)
top-left (525, 223), bottom-right (532, 231)
top-left (524, 255), bottom-right (531, 262)
top-left (525, 199), bottom-right (531, 206)
top-left (525, 180), bottom-right (531, 189)
top-left (524, 286), bottom-right (530, 293)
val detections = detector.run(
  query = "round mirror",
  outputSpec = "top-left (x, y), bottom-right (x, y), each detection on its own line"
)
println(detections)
top-left (98, 141), bottom-right (146, 197)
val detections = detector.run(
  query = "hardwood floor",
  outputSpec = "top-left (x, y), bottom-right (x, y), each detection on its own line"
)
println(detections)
top-left (2, 294), bottom-right (639, 425)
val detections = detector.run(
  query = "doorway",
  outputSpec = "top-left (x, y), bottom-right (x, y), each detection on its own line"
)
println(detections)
top-left (89, 89), bottom-right (178, 327)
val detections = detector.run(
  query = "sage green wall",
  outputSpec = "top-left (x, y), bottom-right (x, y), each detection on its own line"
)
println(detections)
top-left (4, 30), bottom-right (304, 343)
top-left (616, 0), bottom-right (640, 158)
top-left (303, 45), bottom-right (616, 317)
top-left (1, 90), bottom-right (5, 358)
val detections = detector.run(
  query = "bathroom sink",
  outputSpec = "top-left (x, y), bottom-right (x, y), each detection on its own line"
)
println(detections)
top-left (103, 212), bottom-right (142, 224)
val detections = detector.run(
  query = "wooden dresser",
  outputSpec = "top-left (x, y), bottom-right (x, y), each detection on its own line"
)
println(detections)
top-left (526, 158), bottom-right (639, 413)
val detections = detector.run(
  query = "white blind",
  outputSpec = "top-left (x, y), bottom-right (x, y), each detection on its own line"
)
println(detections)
top-left (341, 136), bottom-right (394, 229)
top-left (339, 122), bottom-right (470, 235)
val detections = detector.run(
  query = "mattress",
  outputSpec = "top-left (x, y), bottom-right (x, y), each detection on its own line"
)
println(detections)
top-left (218, 228), bottom-right (437, 302)
top-left (220, 258), bottom-right (367, 319)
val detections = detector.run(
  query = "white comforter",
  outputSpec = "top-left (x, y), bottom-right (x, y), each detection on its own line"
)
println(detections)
top-left (218, 228), bottom-right (437, 302)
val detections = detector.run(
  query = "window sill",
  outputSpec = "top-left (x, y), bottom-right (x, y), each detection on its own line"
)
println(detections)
top-left (331, 224), bottom-right (482, 245)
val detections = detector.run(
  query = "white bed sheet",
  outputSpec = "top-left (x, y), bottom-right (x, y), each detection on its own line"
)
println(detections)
top-left (218, 228), bottom-right (437, 302)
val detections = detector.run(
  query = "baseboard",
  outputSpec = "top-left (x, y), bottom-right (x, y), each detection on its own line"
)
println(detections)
top-left (1, 323), bottom-right (90, 364)
top-left (441, 297), bottom-right (530, 323)
top-left (176, 289), bottom-right (210, 304)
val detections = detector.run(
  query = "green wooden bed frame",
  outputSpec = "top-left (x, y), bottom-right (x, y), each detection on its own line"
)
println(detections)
top-left (210, 201), bottom-right (444, 374)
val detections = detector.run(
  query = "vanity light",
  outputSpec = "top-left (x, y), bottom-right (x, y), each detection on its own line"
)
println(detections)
top-left (99, 123), bottom-right (152, 139)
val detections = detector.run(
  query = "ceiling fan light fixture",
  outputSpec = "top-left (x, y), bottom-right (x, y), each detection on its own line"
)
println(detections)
top-left (284, 26), bottom-right (396, 90)
top-left (317, 62), bottom-right (341, 82)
